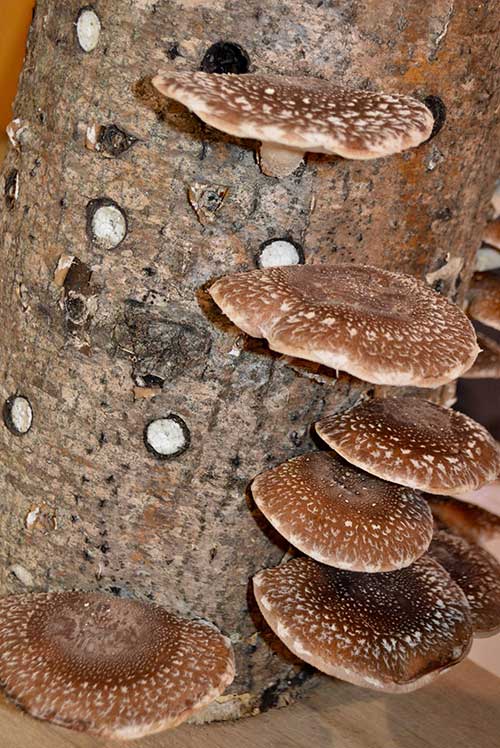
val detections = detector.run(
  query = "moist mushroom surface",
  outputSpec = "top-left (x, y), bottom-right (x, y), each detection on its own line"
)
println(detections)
top-left (315, 396), bottom-right (500, 495)
top-left (252, 451), bottom-right (433, 571)
top-left (152, 72), bottom-right (434, 176)
top-left (253, 555), bottom-right (472, 692)
top-left (0, 592), bottom-right (235, 739)
top-left (209, 265), bottom-right (478, 387)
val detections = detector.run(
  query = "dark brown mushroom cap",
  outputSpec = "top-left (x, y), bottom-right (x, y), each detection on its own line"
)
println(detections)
top-left (428, 530), bottom-right (500, 637)
top-left (0, 592), bottom-right (235, 739)
top-left (253, 556), bottom-right (472, 692)
top-left (427, 494), bottom-right (500, 544)
top-left (468, 272), bottom-right (500, 331)
top-left (315, 396), bottom-right (500, 495)
top-left (152, 72), bottom-right (433, 159)
top-left (209, 265), bottom-right (479, 387)
top-left (483, 218), bottom-right (500, 250)
top-left (252, 451), bottom-right (433, 571)
top-left (461, 332), bottom-right (500, 379)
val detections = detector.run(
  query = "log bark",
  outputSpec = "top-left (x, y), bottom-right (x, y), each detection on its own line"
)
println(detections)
top-left (0, 0), bottom-right (498, 720)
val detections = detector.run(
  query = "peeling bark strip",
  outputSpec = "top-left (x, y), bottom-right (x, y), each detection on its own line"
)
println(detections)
top-left (0, 0), bottom-right (498, 721)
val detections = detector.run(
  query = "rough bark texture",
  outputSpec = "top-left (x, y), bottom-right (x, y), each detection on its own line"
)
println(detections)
top-left (0, 0), bottom-right (498, 721)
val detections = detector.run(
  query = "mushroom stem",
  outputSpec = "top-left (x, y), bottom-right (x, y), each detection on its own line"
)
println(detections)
top-left (258, 142), bottom-right (305, 177)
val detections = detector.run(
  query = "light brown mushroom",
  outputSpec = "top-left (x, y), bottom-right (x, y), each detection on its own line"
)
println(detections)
top-left (428, 494), bottom-right (500, 544)
top-left (483, 218), bottom-right (500, 250)
top-left (468, 272), bottom-right (500, 331)
top-left (252, 451), bottom-right (433, 571)
top-left (209, 265), bottom-right (479, 387)
top-left (315, 396), bottom-right (500, 496)
top-left (253, 556), bottom-right (472, 692)
top-left (152, 72), bottom-right (434, 177)
top-left (428, 529), bottom-right (500, 637)
top-left (0, 592), bottom-right (235, 739)
top-left (461, 332), bottom-right (500, 378)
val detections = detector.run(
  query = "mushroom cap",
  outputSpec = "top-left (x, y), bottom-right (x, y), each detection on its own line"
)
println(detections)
top-left (483, 218), bottom-right (500, 250)
top-left (0, 592), bottom-right (235, 739)
top-left (253, 556), bottom-right (472, 692)
top-left (152, 72), bottom-right (434, 160)
top-left (427, 494), bottom-right (500, 544)
top-left (461, 332), bottom-right (500, 378)
top-left (468, 272), bottom-right (500, 331)
top-left (428, 530), bottom-right (500, 637)
top-left (209, 265), bottom-right (479, 387)
top-left (315, 396), bottom-right (500, 495)
top-left (252, 451), bottom-right (433, 571)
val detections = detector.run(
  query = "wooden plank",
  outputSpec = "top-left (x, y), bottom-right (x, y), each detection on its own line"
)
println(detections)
top-left (1, 660), bottom-right (499, 748)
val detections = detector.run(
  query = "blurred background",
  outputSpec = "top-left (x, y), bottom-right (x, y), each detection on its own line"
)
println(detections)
top-left (0, 0), bottom-right (35, 161)
top-left (1, 0), bottom-right (500, 677)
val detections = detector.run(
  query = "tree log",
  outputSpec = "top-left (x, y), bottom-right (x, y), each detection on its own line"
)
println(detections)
top-left (0, 0), bottom-right (498, 720)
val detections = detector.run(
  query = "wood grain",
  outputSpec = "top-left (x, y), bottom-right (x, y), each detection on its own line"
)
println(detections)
top-left (1, 660), bottom-right (499, 748)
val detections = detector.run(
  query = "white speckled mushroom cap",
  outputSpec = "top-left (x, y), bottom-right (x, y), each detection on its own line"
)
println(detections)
top-left (315, 397), bottom-right (500, 496)
top-left (428, 530), bottom-right (500, 637)
top-left (427, 494), bottom-right (500, 544)
top-left (253, 555), bottom-right (472, 692)
top-left (252, 451), bottom-right (433, 572)
top-left (152, 72), bottom-right (433, 160)
top-left (468, 272), bottom-right (500, 331)
top-left (0, 592), bottom-right (235, 739)
top-left (209, 265), bottom-right (479, 387)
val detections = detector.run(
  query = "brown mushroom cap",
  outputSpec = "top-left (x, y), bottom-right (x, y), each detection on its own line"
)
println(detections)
top-left (468, 272), bottom-right (500, 331)
top-left (427, 494), bottom-right (500, 544)
top-left (315, 396), bottom-right (500, 496)
top-left (0, 592), bottom-right (235, 739)
top-left (428, 530), bottom-right (500, 637)
top-left (253, 556), bottom-right (472, 692)
top-left (252, 451), bottom-right (433, 572)
top-left (209, 265), bottom-right (479, 387)
top-left (461, 332), bottom-right (500, 378)
top-left (483, 218), bottom-right (500, 250)
top-left (152, 72), bottom-right (433, 176)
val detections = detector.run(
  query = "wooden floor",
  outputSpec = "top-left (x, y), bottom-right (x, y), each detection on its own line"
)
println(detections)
top-left (1, 660), bottom-right (499, 748)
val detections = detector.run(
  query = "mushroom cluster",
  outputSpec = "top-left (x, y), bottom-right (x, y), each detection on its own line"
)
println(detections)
top-left (204, 247), bottom-right (500, 691)
top-left (246, 391), bottom-right (500, 691)
top-left (2, 60), bottom-right (492, 740)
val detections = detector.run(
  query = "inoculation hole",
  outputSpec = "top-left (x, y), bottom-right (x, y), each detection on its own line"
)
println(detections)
top-left (86, 197), bottom-right (127, 249)
top-left (3, 395), bottom-right (33, 436)
top-left (257, 238), bottom-right (305, 268)
top-left (4, 169), bottom-right (19, 210)
top-left (200, 41), bottom-right (250, 74)
top-left (423, 96), bottom-right (446, 141)
top-left (97, 124), bottom-right (138, 157)
top-left (144, 414), bottom-right (191, 459)
top-left (76, 6), bottom-right (101, 52)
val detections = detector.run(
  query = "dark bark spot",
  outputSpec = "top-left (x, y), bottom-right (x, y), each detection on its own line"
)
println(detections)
top-left (4, 169), bottom-right (19, 210)
top-left (165, 42), bottom-right (180, 60)
top-left (200, 42), bottom-right (250, 74)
